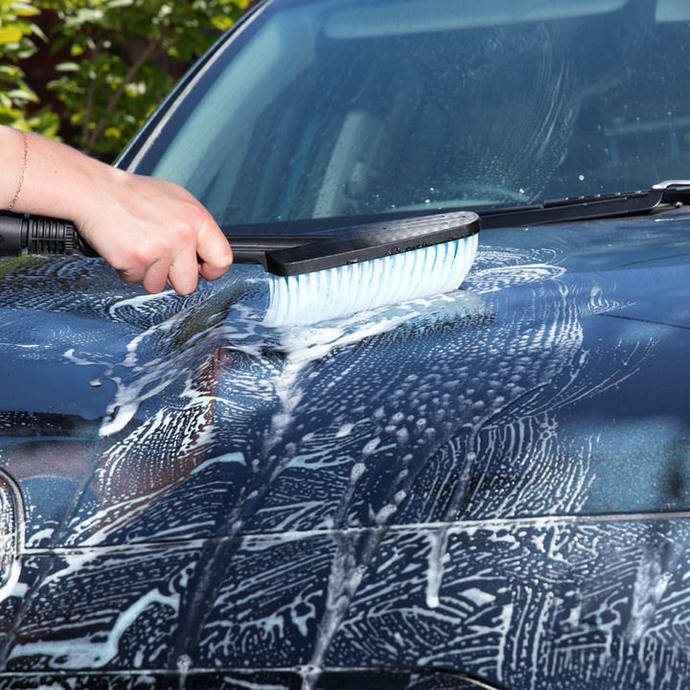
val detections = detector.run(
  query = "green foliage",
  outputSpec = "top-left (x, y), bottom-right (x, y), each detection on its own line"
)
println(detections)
top-left (43, 0), bottom-right (249, 160)
top-left (0, 0), bottom-right (248, 158)
top-left (0, 0), bottom-right (58, 134)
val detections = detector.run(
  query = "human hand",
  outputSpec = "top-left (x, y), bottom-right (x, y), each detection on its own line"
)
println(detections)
top-left (0, 126), bottom-right (233, 295)
top-left (75, 168), bottom-right (233, 295)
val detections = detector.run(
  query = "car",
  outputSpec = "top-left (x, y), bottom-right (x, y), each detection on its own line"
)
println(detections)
top-left (1, 0), bottom-right (690, 687)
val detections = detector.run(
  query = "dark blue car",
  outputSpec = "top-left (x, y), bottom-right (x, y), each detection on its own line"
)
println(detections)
top-left (1, 0), bottom-right (690, 687)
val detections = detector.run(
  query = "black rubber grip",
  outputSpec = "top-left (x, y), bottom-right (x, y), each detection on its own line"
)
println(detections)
top-left (0, 212), bottom-right (23, 255)
top-left (0, 211), bottom-right (97, 257)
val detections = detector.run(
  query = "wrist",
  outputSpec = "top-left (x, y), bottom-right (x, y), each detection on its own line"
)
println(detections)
top-left (8, 132), bottom-right (120, 227)
top-left (67, 155), bottom-right (127, 230)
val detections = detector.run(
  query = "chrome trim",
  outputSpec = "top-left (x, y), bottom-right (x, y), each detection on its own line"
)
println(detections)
top-left (652, 180), bottom-right (690, 190)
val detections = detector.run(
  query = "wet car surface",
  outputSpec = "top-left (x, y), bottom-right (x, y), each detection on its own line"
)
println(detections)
top-left (2, 211), bottom-right (690, 688)
top-left (2, 0), bottom-right (690, 688)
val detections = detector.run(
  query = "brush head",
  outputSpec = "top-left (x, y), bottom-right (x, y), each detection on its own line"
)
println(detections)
top-left (263, 212), bottom-right (479, 327)
top-left (262, 211), bottom-right (479, 276)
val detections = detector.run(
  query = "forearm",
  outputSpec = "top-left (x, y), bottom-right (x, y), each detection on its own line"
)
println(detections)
top-left (1, 125), bottom-right (119, 224)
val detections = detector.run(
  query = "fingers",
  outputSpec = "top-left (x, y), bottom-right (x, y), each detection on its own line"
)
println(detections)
top-left (117, 257), bottom-right (169, 294)
top-left (165, 208), bottom-right (232, 294)
top-left (85, 177), bottom-right (233, 295)
top-left (143, 259), bottom-right (172, 294)
top-left (167, 242), bottom-right (200, 295)
top-left (196, 218), bottom-right (234, 282)
top-left (118, 222), bottom-right (228, 296)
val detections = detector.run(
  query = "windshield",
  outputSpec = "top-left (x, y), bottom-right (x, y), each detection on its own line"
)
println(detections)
top-left (124, 0), bottom-right (690, 230)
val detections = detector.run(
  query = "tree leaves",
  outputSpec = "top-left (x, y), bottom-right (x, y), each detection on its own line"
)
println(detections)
top-left (1, 0), bottom-right (249, 158)
top-left (0, 25), bottom-right (23, 43)
top-left (0, 0), bottom-right (56, 133)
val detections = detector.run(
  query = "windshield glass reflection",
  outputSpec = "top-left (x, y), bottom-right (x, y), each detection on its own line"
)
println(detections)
top-left (130, 0), bottom-right (690, 227)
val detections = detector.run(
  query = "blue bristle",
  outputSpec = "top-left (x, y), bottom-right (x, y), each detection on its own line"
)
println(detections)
top-left (263, 233), bottom-right (478, 327)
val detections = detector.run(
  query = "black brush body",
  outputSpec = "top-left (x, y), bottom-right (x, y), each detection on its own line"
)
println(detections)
top-left (0, 210), bottom-right (480, 277)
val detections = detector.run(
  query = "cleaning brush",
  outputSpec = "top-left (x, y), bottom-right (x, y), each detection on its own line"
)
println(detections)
top-left (0, 209), bottom-right (480, 327)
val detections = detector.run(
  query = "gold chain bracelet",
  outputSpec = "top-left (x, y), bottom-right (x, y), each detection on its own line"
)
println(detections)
top-left (7, 130), bottom-right (28, 210)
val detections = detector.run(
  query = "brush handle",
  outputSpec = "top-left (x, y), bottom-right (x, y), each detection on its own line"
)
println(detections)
top-left (0, 210), bottom-right (324, 265)
top-left (228, 236), bottom-right (324, 267)
top-left (0, 209), bottom-right (480, 278)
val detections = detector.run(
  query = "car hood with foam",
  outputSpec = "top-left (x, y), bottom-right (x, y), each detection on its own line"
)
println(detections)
top-left (0, 211), bottom-right (689, 687)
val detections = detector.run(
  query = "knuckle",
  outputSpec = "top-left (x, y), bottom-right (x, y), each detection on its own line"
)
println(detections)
top-left (212, 243), bottom-right (233, 269)
top-left (174, 221), bottom-right (196, 244)
top-left (137, 237), bottom-right (171, 266)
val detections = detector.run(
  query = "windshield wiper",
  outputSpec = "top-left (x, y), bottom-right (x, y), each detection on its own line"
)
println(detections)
top-left (478, 180), bottom-right (690, 229)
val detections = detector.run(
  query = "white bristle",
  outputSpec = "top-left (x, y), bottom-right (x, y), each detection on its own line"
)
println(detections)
top-left (262, 234), bottom-right (478, 327)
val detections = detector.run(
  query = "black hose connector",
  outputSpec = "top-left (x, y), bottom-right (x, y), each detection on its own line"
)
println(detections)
top-left (0, 211), bottom-right (97, 257)
top-left (0, 211), bottom-right (25, 256)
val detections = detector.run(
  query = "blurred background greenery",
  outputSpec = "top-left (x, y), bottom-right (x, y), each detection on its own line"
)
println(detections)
top-left (0, 0), bottom-right (250, 161)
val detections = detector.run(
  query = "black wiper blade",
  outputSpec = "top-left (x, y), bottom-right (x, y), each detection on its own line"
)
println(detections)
top-left (478, 180), bottom-right (690, 229)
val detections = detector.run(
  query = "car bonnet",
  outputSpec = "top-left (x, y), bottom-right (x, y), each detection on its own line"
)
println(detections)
top-left (0, 210), bottom-right (690, 684)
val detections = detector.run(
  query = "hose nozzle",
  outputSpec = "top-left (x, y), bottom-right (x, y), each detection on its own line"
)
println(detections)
top-left (0, 211), bottom-right (96, 257)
